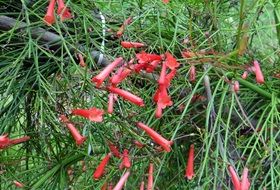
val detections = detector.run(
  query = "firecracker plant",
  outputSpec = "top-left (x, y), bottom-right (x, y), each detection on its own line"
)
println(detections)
top-left (0, 0), bottom-right (280, 189)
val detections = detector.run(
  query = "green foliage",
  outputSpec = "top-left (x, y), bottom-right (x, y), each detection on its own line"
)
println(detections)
top-left (0, 0), bottom-right (279, 189)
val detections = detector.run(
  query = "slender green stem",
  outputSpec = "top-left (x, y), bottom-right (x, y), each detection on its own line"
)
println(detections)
top-left (236, 77), bottom-right (272, 99)
top-left (235, 0), bottom-right (246, 54)
top-left (272, 0), bottom-right (280, 46)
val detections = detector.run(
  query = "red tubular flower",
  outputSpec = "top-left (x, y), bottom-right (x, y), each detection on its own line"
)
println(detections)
top-left (0, 134), bottom-right (30, 149)
top-left (136, 51), bottom-right (162, 64)
top-left (147, 163), bottom-right (154, 190)
top-left (59, 115), bottom-right (70, 123)
top-left (158, 62), bottom-right (167, 85)
top-left (113, 171), bottom-right (130, 190)
top-left (57, 0), bottom-right (72, 21)
top-left (155, 104), bottom-right (163, 118)
top-left (0, 134), bottom-right (10, 149)
top-left (121, 149), bottom-right (131, 169)
top-left (92, 57), bottom-right (123, 87)
top-left (233, 81), bottom-right (240, 92)
top-left (44, 0), bottom-right (56, 25)
top-left (65, 122), bottom-right (86, 145)
top-left (185, 144), bottom-right (195, 180)
top-left (240, 167), bottom-right (250, 190)
top-left (121, 41), bottom-right (145, 48)
top-left (136, 122), bottom-right (172, 152)
top-left (241, 71), bottom-right (248, 79)
top-left (57, 0), bottom-right (66, 14)
top-left (116, 25), bottom-right (125, 38)
top-left (93, 153), bottom-right (112, 180)
top-left (157, 86), bottom-right (173, 109)
top-left (78, 53), bottom-right (86, 67)
top-left (162, 0), bottom-right (170, 3)
top-left (146, 60), bottom-right (161, 73)
top-left (165, 69), bottom-right (176, 87)
top-left (140, 181), bottom-right (145, 190)
top-left (228, 165), bottom-right (241, 190)
top-left (116, 17), bottom-right (133, 38)
top-left (154, 85), bottom-right (173, 118)
top-left (108, 93), bottom-right (115, 114)
top-left (13, 180), bottom-right (24, 188)
top-left (108, 141), bottom-right (121, 158)
top-left (110, 66), bottom-right (132, 85)
top-left (110, 66), bottom-right (125, 85)
top-left (164, 52), bottom-right (179, 70)
top-left (107, 86), bottom-right (144, 107)
top-left (153, 88), bottom-right (160, 103)
top-left (60, 115), bottom-right (85, 145)
top-left (133, 140), bottom-right (145, 148)
top-left (132, 63), bottom-right (147, 73)
top-left (71, 107), bottom-right (104, 122)
top-left (189, 65), bottom-right (196, 82)
top-left (253, 60), bottom-right (264, 84)
top-left (9, 136), bottom-right (30, 145)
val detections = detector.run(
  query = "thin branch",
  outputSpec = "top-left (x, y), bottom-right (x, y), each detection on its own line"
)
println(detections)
top-left (0, 15), bottom-right (109, 66)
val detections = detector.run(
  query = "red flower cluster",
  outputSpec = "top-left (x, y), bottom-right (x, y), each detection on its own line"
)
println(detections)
top-left (91, 56), bottom-right (146, 108)
top-left (153, 52), bottom-right (179, 118)
top-left (44, 0), bottom-right (72, 25)
top-left (54, 37), bottom-right (179, 184)
top-left (90, 46), bottom-right (179, 116)
top-left (0, 134), bottom-right (30, 150)
top-left (135, 51), bottom-right (162, 73)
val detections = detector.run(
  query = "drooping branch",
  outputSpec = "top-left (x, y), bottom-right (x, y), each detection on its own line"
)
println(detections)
top-left (0, 15), bottom-right (109, 66)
